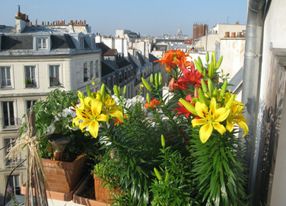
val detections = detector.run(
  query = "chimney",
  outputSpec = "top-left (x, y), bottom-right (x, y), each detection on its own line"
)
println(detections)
top-left (15, 5), bottom-right (30, 33)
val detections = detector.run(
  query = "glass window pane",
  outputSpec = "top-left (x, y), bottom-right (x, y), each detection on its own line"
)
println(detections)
top-left (25, 66), bottom-right (30, 79)
top-left (9, 102), bottom-right (15, 125)
top-left (49, 65), bottom-right (60, 86)
top-left (56, 66), bottom-right (59, 79)
top-left (1, 68), bottom-right (5, 82)
top-left (31, 67), bottom-right (35, 81)
top-left (3, 102), bottom-right (8, 126)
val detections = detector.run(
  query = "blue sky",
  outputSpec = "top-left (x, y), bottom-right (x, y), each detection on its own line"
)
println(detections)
top-left (0, 0), bottom-right (247, 36)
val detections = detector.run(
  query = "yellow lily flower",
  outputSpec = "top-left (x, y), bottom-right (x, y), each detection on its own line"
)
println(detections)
top-left (226, 100), bottom-right (249, 136)
top-left (103, 94), bottom-right (123, 122)
top-left (73, 98), bottom-right (108, 138)
top-left (77, 91), bottom-right (93, 110)
top-left (192, 98), bottom-right (230, 143)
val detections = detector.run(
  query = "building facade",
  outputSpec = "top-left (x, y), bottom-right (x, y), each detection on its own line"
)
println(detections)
top-left (0, 9), bottom-right (101, 202)
top-left (193, 23), bottom-right (246, 52)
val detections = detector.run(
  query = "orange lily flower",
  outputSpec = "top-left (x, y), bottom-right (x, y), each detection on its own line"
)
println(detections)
top-left (156, 50), bottom-right (188, 73)
top-left (145, 98), bottom-right (161, 109)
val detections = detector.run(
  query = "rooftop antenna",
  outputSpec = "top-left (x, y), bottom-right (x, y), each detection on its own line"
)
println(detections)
top-left (18, 4), bottom-right (20, 13)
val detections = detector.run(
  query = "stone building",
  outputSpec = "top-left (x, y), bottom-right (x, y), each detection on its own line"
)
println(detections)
top-left (0, 8), bottom-right (101, 201)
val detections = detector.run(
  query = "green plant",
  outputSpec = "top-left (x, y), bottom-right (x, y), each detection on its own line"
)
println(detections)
top-left (151, 135), bottom-right (193, 206)
top-left (189, 129), bottom-right (247, 206)
top-left (94, 102), bottom-right (162, 205)
top-left (33, 89), bottom-right (77, 136)
top-left (31, 89), bottom-right (86, 160)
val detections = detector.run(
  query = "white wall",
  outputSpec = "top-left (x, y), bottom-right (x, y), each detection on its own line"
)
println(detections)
top-left (69, 53), bottom-right (101, 91)
top-left (101, 37), bottom-right (114, 49)
top-left (220, 39), bottom-right (245, 79)
top-left (194, 34), bottom-right (220, 52)
top-left (261, 0), bottom-right (286, 205)
top-left (212, 24), bottom-right (246, 38)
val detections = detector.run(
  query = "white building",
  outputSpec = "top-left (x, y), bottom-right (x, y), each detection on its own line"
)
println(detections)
top-left (194, 23), bottom-right (246, 52)
top-left (0, 9), bottom-right (101, 201)
top-left (95, 29), bottom-right (152, 58)
top-left (219, 37), bottom-right (245, 80)
top-left (241, 0), bottom-right (286, 205)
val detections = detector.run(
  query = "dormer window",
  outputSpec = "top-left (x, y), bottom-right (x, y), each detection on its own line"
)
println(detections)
top-left (36, 37), bottom-right (48, 49)
top-left (79, 37), bottom-right (85, 49)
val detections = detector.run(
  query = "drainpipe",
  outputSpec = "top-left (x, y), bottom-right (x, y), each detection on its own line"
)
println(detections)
top-left (242, 0), bottom-right (268, 205)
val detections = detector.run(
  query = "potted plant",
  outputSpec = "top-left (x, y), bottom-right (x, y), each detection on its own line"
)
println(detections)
top-left (25, 79), bottom-right (36, 88)
top-left (31, 89), bottom-right (91, 195)
top-left (72, 85), bottom-right (126, 204)
top-left (71, 51), bottom-right (250, 205)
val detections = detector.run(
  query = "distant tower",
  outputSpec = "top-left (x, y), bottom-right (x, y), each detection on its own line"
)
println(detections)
top-left (192, 24), bottom-right (208, 40)
top-left (177, 28), bottom-right (183, 38)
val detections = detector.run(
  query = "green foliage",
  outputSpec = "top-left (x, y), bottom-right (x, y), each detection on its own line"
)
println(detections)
top-left (189, 129), bottom-right (247, 206)
top-left (95, 102), bottom-right (162, 205)
top-left (151, 136), bottom-right (193, 206)
top-left (31, 89), bottom-right (84, 160)
top-left (33, 89), bottom-right (78, 136)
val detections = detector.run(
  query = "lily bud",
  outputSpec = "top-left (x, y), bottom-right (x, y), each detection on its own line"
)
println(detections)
top-left (161, 134), bottom-right (165, 148)
top-left (206, 52), bottom-right (209, 63)
top-left (142, 77), bottom-right (152, 92)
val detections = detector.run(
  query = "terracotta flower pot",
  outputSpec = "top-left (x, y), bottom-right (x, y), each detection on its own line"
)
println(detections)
top-left (73, 175), bottom-right (110, 206)
top-left (93, 175), bottom-right (113, 203)
top-left (42, 154), bottom-right (86, 193)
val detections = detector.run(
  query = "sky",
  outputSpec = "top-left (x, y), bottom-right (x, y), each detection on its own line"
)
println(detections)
top-left (0, 0), bottom-right (247, 36)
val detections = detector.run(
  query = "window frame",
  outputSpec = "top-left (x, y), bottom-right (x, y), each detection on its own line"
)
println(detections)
top-left (0, 66), bottom-right (12, 88)
top-left (24, 65), bottom-right (37, 88)
top-left (49, 65), bottom-right (61, 87)
top-left (36, 37), bottom-right (48, 50)
top-left (25, 99), bottom-right (37, 113)
top-left (90, 61), bottom-right (94, 80)
top-left (3, 137), bottom-right (20, 167)
top-left (5, 173), bottom-right (20, 195)
top-left (95, 60), bottom-right (99, 78)
top-left (2, 101), bottom-right (16, 128)
top-left (83, 62), bottom-right (89, 82)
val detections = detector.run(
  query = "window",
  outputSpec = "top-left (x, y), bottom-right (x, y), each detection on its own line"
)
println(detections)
top-left (83, 63), bottom-right (88, 82)
top-left (0, 66), bottom-right (11, 88)
top-left (95, 60), bottom-right (99, 78)
top-left (79, 37), bottom-right (84, 49)
top-left (26, 100), bottom-right (37, 112)
top-left (4, 138), bottom-right (19, 167)
top-left (49, 65), bottom-right (60, 87)
top-left (37, 37), bottom-right (48, 49)
top-left (25, 66), bottom-right (36, 88)
top-left (90, 61), bottom-right (94, 80)
top-left (6, 174), bottom-right (20, 195)
top-left (2, 101), bottom-right (15, 127)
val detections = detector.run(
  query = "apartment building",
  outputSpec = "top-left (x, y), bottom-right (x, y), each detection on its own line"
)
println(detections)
top-left (96, 42), bottom-right (136, 98)
top-left (193, 23), bottom-right (246, 52)
top-left (0, 9), bottom-right (101, 201)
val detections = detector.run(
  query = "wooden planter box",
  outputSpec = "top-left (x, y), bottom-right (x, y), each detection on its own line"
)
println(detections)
top-left (42, 154), bottom-right (86, 193)
top-left (93, 175), bottom-right (121, 203)
top-left (73, 175), bottom-right (110, 206)
top-left (20, 184), bottom-right (74, 201)
top-left (93, 175), bottom-right (113, 203)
